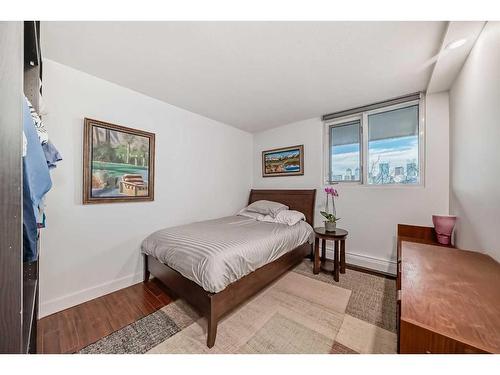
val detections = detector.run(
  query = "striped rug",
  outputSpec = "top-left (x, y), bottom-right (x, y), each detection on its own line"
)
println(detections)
top-left (80, 259), bottom-right (397, 354)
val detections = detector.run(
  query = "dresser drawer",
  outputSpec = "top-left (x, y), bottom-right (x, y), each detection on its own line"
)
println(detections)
top-left (399, 321), bottom-right (488, 354)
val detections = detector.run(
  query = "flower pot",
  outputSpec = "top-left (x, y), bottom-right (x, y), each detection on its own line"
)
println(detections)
top-left (432, 215), bottom-right (457, 245)
top-left (325, 221), bottom-right (336, 232)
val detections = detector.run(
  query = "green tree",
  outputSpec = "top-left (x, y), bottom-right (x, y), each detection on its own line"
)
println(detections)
top-left (122, 134), bottom-right (136, 164)
top-left (139, 143), bottom-right (148, 166)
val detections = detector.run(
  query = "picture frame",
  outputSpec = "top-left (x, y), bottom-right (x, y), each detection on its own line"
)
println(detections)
top-left (83, 118), bottom-right (155, 204)
top-left (262, 145), bottom-right (304, 177)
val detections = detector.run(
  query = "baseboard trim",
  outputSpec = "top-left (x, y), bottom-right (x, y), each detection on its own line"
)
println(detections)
top-left (40, 250), bottom-right (395, 317)
top-left (323, 247), bottom-right (397, 275)
top-left (39, 272), bottom-right (144, 318)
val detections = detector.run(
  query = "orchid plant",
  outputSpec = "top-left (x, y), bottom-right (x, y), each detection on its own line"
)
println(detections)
top-left (320, 186), bottom-right (340, 223)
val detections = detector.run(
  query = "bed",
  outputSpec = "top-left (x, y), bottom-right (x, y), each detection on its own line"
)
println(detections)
top-left (142, 189), bottom-right (316, 348)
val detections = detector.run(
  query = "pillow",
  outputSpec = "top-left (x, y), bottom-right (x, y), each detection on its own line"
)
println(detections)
top-left (258, 210), bottom-right (305, 226)
top-left (237, 208), bottom-right (265, 220)
top-left (246, 200), bottom-right (288, 218)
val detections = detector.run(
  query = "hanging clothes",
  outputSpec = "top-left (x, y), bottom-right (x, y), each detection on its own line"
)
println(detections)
top-left (42, 140), bottom-right (63, 169)
top-left (22, 131), bottom-right (27, 157)
top-left (26, 97), bottom-right (48, 144)
top-left (22, 97), bottom-right (52, 262)
top-left (23, 97), bottom-right (51, 215)
top-left (23, 166), bottom-right (38, 262)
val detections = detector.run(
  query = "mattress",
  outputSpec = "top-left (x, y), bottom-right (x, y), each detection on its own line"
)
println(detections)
top-left (141, 215), bottom-right (313, 293)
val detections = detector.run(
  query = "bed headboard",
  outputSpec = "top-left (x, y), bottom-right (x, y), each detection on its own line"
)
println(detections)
top-left (248, 189), bottom-right (317, 226)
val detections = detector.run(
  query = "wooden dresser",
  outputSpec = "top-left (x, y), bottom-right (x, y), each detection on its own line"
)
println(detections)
top-left (397, 225), bottom-right (500, 354)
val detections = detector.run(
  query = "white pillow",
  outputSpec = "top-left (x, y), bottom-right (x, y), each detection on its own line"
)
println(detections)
top-left (258, 210), bottom-right (305, 226)
top-left (237, 208), bottom-right (265, 220)
top-left (246, 200), bottom-right (289, 218)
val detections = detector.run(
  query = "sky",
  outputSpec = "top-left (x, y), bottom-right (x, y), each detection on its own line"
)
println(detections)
top-left (331, 135), bottom-right (418, 177)
top-left (93, 126), bottom-right (149, 148)
top-left (265, 149), bottom-right (300, 161)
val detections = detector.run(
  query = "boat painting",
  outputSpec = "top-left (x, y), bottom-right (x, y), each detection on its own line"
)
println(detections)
top-left (83, 118), bottom-right (155, 204)
top-left (262, 145), bottom-right (304, 177)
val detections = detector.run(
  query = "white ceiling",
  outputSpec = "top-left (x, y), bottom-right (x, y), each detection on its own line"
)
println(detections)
top-left (42, 21), bottom-right (448, 133)
top-left (427, 21), bottom-right (486, 93)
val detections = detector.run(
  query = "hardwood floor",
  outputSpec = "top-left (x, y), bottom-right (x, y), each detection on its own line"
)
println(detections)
top-left (37, 279), bottom-right (173, 354)
top-left (37, 264), bottom-right (393, 354)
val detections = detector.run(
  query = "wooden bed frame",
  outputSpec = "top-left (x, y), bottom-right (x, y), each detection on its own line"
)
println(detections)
top-left (143, 189), bottom-right (316, 348)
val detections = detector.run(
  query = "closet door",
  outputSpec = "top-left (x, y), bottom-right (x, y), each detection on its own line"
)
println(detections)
top-left (0, 21), bottom-right (23, 354)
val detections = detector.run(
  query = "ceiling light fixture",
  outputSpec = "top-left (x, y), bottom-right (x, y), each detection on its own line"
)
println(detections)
top-left (445, 38), bottom-right (467, 50)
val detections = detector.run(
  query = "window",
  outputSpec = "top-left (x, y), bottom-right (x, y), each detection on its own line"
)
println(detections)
top-left (367, 105), bottom-right (419, 184)
top-left (324, 98), bottom-right (422, 185)
top-left (329, 120), bottom-right (361, 182)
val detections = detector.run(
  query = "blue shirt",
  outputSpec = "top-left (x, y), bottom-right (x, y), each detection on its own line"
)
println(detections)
top-left (23, 98), bottom-right (52, 217)
top-left (23, 98), bottom-right (52, 261)
top-left (42, 140), bottom-right (63, 169)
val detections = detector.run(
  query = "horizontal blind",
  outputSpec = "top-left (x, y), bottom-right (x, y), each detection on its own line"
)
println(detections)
top-left (368, 105), bottom-right (418, 141)
top-left (322, 92), bottom-right (421, 122)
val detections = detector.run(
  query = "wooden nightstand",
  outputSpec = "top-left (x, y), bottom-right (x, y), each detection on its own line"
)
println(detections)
top-left (313, 227), bottom-right (348, 282)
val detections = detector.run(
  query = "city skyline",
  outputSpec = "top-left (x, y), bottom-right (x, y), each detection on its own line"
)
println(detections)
top-left (331, 135), bottom-right (419, 184)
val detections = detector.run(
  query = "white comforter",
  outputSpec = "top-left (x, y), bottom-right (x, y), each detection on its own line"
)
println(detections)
top-left (141, 215), bottom-right (313, 293)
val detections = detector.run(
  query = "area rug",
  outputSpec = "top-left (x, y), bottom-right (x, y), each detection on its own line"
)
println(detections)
top-left (79, 260), bottom-right (397, 354)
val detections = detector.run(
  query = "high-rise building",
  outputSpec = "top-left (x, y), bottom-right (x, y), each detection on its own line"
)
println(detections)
top-left (379, 163), bottom-right (389, 176)
top-left (407, 162), bottom-right (418, 178)
top-left (345, 168), bottom-right (352, 181)
top-left (379, 162), bottom-right (390, 183)
top-left (393, 166), bottom-right (405, 183)
top-left (354, 167), bottom-right (360, 181)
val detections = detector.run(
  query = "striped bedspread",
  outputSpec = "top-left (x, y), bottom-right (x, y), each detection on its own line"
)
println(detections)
top-left (141, 215), bottom-right (313, 293)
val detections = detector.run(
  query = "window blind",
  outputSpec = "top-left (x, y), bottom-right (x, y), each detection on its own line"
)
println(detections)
top-left (368, 105), bottom-right (419, 141)
top-left (330, 120), bottom-right (360, 146)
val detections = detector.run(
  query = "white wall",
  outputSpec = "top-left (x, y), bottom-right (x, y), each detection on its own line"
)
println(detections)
top-left (40, 59), bottom-right (253, 317)
top-left (252, 92), bottom-right (450, 273)
top-left (449, 22), bottom-right (500, 261)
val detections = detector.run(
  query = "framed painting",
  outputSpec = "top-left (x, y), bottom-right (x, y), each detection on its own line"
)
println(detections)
top-left (262, 145), bottom-right (304, 177)
top-left (83, 118), bottom-right (155, 204)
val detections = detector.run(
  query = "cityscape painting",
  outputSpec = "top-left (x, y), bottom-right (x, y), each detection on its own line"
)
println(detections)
top-left (262, 145), bottom-right (304, 177)
top-left (83, 118), bottom-right (155, 204)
